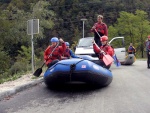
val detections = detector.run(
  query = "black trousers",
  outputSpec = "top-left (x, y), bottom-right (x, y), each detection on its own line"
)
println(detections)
top-left (147, 52), bottom-right (150, 68)
top-left (128, 52), bottom-right (136, 55)
top-left (99, 60), bottom-right (111, 69)
top-left (47, 59), bottom-right (59, 68)
top-left (92, 59), bottom-right (111, 69)
top-left (94, 32), bottom-right (104, 57)
top-left (94, 32), bottom-right (103, 47)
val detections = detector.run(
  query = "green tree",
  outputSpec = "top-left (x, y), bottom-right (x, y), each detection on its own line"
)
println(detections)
top-left (0, 48), bottom-right (10, 74)
top-left (0, 1), bottom-right (56, 76)
top-left (109, 10), bottom-right (150, 58)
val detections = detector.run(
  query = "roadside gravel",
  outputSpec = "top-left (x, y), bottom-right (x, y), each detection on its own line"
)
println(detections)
top-left (0, 73), bottom-right (43, 101)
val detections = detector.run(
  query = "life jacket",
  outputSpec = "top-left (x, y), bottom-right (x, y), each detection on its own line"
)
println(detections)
top-left (44, 45), bottom-right (61, 65)
top-left (63, 48), bottom-right (70, 58)
top-left (145, 40), bottom-right (150, 51)
top-left (99, 45), bottom-right (114, 59)
top-left (95, 22), bottom-right (106, 35)
top-left (128, 46), bottom-right (135, 52)
top-left (49, 46), bottom-right (61, 59)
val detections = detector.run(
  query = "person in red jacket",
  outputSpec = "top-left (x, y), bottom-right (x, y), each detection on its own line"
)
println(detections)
top-left (61, 42), bottom-right (81, 60)
top-left (44, 37), bottom-right (66, 68)
top-left (91, 15), bottom-right (108, 46)
top-left (93, 36), bottom-right (114, 69)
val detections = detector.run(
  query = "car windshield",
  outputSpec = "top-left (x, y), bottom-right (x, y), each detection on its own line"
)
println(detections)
top-left (77, 37), bottom-right (93, 47)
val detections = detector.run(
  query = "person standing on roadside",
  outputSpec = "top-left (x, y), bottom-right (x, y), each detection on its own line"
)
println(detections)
top-left (91, 15), bottom-right (108, 47)
top-left (44, 37), bottom-right (66, 68)
top-left (145, 35), bottom-right (150, 69)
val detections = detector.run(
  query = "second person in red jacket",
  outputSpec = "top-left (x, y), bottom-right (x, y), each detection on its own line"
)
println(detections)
top-left (44, 37), bottom-right (66, 68)
top-left (61, 42), bottom-right (81, 59)
top-left (93, 36), bottom-right (114, 69)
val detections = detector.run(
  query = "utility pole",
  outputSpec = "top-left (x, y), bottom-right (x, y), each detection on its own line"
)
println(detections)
top-left (80, 18), bottom-right (87, 38)
top-left (27, 19), bottom-right (39, 73)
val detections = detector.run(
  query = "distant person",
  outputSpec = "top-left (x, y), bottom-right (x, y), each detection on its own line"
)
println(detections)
top-left (44, 37), bottom-right (66, 68)
top-left (91, 15), bottom-right (108, 47)
top-left (92, 36), bottom-right (114, 69)
top-left (145, 35), bottom-right (150, 69)
top-left (128, 43), bottom-right (136, 54)
top-left (61, 42), bottom-right (81, 59)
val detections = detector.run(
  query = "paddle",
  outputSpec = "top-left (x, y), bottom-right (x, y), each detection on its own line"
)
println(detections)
top-left (102, 53), bottom-right (114, 66)
top-left (33, 62), bottom-right (45, 77)
top-left (94, 29), bottom-right (114, 66)
top-left (112, 54), bottom-right (121, 67)
top-left (33, 42), bottom-right (59, 77)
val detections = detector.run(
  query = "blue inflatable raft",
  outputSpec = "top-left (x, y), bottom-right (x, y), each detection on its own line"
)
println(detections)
top-left (44, 58), bottom-right (113, 88)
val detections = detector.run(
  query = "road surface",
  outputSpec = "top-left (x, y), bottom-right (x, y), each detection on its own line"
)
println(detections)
top-left (0, 60), bottom-right (150, 113)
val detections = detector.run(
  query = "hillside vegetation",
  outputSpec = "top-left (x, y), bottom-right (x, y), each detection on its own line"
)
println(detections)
top-left (0, 0), bottom-right (150, 81)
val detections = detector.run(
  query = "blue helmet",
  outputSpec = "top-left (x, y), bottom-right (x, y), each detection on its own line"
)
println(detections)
top-left (50, 37), bottom-right (59, 42)
top-left (65, 42), bottom-right (70, 46)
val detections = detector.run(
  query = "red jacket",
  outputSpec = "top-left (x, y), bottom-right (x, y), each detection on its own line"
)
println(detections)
top-left (91, 22), bottom-right (108, 36)
top-left (62, 48), bottom-right (70, 58)
top-left (93, 43), bottom-right (114, 59)
top-left (44, 42), bottom-right (66, 65)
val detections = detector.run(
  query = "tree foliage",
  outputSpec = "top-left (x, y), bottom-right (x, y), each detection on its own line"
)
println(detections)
top-left (109, 10), bottom-right (150, 57)
top-left (0, 0), bottom-right (56, 76)
top-left (0, 0), bottom-right (150, 76)
top-left (0, 48), bottom-right (10, 74)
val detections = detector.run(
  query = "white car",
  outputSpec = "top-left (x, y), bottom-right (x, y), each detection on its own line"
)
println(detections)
top-left (75, 37), bottom-right (126, 63)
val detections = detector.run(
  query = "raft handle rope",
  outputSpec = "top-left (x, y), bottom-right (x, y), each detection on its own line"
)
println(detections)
top-left (69, 64), bottom-right (76, 81)
top-left (48, 59), bottom-right (84, 70)
top-left (48, 59), bottom-right (84, 81)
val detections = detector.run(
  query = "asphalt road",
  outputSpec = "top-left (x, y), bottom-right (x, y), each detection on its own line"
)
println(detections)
top-left (0, 60), bottom-right (150, 113)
